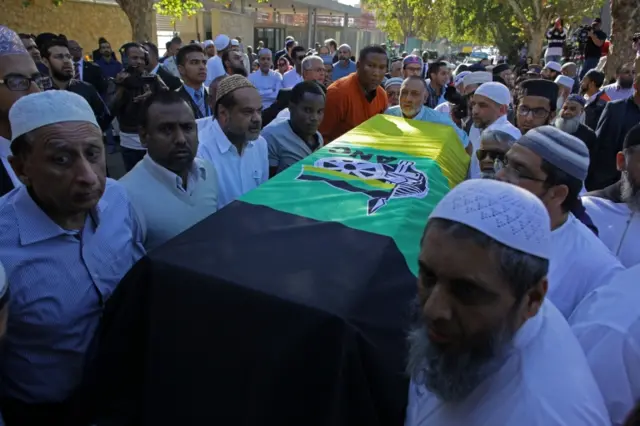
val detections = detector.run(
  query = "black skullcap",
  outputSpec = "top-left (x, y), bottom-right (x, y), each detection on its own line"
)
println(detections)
top-left (518, 79), bottom-right (559, 110)
top-left (492, 63), bottom-right (510, 75)
top-left (623, 123), bottom-right (640, 150)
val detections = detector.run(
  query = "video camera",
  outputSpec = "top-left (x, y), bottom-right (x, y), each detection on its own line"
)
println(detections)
top-left (444, 85), bottom-right (469, 120)
top-left (574, 25), bottom-right (592, 45)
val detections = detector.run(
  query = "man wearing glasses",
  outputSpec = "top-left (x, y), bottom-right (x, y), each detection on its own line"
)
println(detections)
top-left (282, 45), bottom-right (306, 89)
top-left (496, 125), bottom-right (623, 319)
top-left (514, 79), bottom-right (559, 134)
top-left (0, 26), bottom-right (42, 196)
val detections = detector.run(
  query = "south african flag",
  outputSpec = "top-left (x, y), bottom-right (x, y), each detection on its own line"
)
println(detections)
top-left (87, 115), bottom-right (470, 426)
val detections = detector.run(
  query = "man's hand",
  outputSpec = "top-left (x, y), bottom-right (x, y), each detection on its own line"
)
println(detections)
top-left (115, 71), bottom-right (130, 84)
top-left (133, 90), bottom-right (153, 103)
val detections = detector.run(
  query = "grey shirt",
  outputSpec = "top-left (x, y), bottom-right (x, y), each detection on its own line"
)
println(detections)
top-left (262, 120), bottom-right (323, 174)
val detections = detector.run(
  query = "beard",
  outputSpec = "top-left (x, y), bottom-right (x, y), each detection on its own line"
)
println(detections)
top-left (51, 67), bottom-right (72, 82)
top-left (406, 298), bottom-right (516, 402)
top-left (619, 78), bottom-right (634, 89)
top-left (480, 170), bottom-right (496, 179)
top-left (554, 116), bottom-right (580, 134)
top-left (621, 171), bottom-right (640, 212)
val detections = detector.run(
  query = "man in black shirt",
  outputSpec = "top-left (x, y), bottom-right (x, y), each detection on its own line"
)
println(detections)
top-left (41, 37), bottom-right (112, 131)
top-left (579, 18), bottom-right (606, 80)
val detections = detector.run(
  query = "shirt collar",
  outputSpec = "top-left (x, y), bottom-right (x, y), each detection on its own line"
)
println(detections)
top-left (13, 185), bottom-right (109, 246)
top-left (184, 84), bottom-right (204, 98)
top-left (143, 154), bottom-right (206, 190)
top-left (211, 119), bottom-right (254, 155)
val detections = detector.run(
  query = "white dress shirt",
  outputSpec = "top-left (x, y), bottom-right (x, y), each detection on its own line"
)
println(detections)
top-left (570, 264), bottom-right (640, 426)
top-left (205, 56), bottom-right (225, 87)
top-left (196, 119), bottom-right (268, 209)
top-left (282, 68), bottom-right (303, 89)
top-left (468, 115), bottom-right (521, 179)
top-left (547, 213), bottom-right (625, 318)
top-left (0, 136), bottom-right (22, 188)
top-left (406, 302), bottom-right (609, 426)
top-left (249, 70), bottom-right (283, 108)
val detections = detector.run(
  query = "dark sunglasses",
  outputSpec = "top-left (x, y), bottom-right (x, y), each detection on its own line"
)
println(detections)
top-left (476, 149), bottom-right (505, 163)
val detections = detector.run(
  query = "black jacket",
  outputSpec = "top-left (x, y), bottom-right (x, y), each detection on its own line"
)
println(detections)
top-left (157, 66), bottom-right (182, 92)
top-left (584, 90), bottom-right (608, 130)
top-left (588, 97), bottom-right (640, 191)
top-left (572, 123), bottom-right (597, 158)
top-left (176, 86), bottom-right (211, 119)
top-left (261, 88), bottom-right (291, 128)
top-left (81, 60), bottom-right (108, 96)
top-left (49, 80), bottom-right (112, 131)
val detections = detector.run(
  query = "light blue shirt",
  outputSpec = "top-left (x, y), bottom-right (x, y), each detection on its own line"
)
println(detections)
top-left (249, 70), bottom-right (283, 108)
top-left (385, 105), bottom-right (470, 149)
top-left (332, 60), bottom-right (357, 81)
top-left (197, 119), bottom-right (269, 209)
top-left (0, 179), bottom-right (145, 403)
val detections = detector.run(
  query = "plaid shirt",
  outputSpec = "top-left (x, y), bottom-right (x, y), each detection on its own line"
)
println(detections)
top-left (425, 83), bottom-right (445, 109)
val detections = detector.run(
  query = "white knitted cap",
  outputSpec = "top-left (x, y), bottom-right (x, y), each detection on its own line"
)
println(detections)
top-left (462, 71), bottom-right (492, 88)
top-left (544, 61), bottom-right (562, 73)
top-left (554, 75), bottom-right (575, 90)
top-left (473, 82), bottom-right (511, 105)
top-left (214, 34), bottom-right (230, 51)
top-left (429, 179), bottom-right (551, 259)
top-left (9, 90), bottom-right (99, 142)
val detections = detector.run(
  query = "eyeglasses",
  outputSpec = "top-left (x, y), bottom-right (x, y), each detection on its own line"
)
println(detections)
top-left (517, 105), bottom-right (550, 119)
top-left (0, 74), bottom-right (44, 91)
top-left (500, 157), bottom-right (547, 183)
top-left (295, 55), bottom-right (305, 61)
top-left (475, 149), bottom-right (505, 163)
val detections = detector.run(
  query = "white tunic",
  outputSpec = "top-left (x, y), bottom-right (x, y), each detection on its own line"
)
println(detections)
top-left (196, 119), bottom-right (268, 209)
top-left (248, 70), bottom-right (282, 109)
top-left (570, 264), bottom-right (640, 426)
top-left (405, 302), bottom-right (609, 426)
top-left (282, 68), bottom-right (303, 89)
top-left (467, 115), bottom-right (521, 179)
top-left (582, 195), bottom-right (640, 268)
top-left (547, 214), bottom-right (625, 318)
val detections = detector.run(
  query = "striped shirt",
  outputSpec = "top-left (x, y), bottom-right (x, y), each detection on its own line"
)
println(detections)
top-left (545, 28), bottom-right (567, 57)
top-left (0, 179), bottom-right (145, 403)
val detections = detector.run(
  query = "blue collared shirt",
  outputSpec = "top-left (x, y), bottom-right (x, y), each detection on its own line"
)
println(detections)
top-left (95, 57), bottom-right (123, 79)
top-left (384, 105), bottom-right (470, 149)
top-left (183, 84), bottom-right (210, 118)
top-left (0, 179), bottom-right (145, 403)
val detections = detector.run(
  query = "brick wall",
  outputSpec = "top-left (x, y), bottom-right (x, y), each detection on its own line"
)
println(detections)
top-left (3, 0), bottom-right (132, 58)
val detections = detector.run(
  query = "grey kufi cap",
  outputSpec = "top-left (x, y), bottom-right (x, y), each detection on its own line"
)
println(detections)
top-left (517, 125), bottom-right (590, 181)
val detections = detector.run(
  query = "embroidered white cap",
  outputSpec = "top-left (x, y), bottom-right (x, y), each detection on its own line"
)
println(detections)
top-left (429, 179), bottom-right (551, 259)
top-left (544, 61), bottom-right (562, 73)
top-left (555, 75), bottom-right (575, 90)
top-left (473, 81), bottom-right (511, 105)
top-left (9, 90), bottom-right (99, 142)
top-left (214, 34), bottom-right (230, 51)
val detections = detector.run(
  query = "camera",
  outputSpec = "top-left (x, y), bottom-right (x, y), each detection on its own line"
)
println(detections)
top-left (444, 85), bottom-right (469, 120)
top-left (574, 25), bottom-right (592, 44)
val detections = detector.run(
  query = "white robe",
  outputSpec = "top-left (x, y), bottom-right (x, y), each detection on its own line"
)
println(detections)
top-left (570, 264), bottom-right (640, 426)
top-left (547, 214), bottom-right (625, 318)
top-left (582, 195), bottom-right (640, 268)
top-left (405, 302), bottom-right (609, 426)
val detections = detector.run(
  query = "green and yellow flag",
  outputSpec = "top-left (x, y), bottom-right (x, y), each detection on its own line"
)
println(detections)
top-left (242, 114), bottom-right (469, 276)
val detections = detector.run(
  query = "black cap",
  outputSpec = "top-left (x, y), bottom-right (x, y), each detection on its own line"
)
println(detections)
top-left (518, 79), bottom-right (559, 109)
top-left (492, 63), bottom-right (510, 75)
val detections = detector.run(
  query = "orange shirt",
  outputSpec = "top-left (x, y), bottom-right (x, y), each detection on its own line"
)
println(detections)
top-left (319, 73), bottom-right (388, 143)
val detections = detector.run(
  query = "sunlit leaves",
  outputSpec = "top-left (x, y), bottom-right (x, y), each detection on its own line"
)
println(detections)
top-left (153, 0), bottom-right (204, 24)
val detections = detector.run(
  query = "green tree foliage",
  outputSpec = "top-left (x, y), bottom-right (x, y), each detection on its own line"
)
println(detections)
top-left (153, 0), bottom-right (204, 25)
top-left (362, 0), bottom-right (441, 43)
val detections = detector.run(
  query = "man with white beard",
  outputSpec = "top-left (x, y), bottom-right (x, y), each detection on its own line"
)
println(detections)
top-left (582, 123), bottom-right (640, 267)
top-left (554, 94), bottom-right (596, 162)
top-left (554, 75), bottom-right (574, 111)
top-left (405, 179), bottom-right (609, 426)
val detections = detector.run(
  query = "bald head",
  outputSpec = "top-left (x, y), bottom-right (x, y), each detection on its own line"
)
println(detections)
top-left (561, 62), bottom-right (577, 78)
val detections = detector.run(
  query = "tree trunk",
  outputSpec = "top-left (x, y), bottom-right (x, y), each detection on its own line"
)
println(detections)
top-left (605, 0), bottom-right (639, 80)
top-left (527, 28), bottom-right (544, 63)
top-left (117, 0), bottom-right (155, 42)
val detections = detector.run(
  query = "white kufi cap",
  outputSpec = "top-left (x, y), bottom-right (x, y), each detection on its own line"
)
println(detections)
top-left (462, 71), bottom-right (492, 88)
top-left (453, 71), bottom-right (470, 87)
top-left (554, 75), bottom-right (574, 90)
top-left (9, 90), bottom-right (99, 142)
top-left (473, 81), bottom-right (511, 105)
top-left (544, 61), bottom-right (562, 73)
top-left (214, 34), bottom-right (230, 51)
top-left (429, 179), bottom-right (551, 259)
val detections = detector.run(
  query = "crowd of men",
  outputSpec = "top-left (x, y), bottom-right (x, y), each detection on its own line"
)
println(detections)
top-left (0, 19), bottom-right (640, 425)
